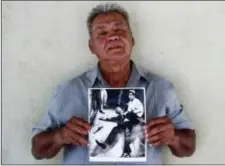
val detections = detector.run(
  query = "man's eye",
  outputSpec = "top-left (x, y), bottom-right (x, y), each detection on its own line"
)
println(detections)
top-left (98, 32), bottom-right (107, 36)
top-left (115, 29), bottom-right (125, 33)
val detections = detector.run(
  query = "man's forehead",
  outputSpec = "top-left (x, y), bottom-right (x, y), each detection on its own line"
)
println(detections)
top-left (92, 12), bottom-right (127, 29)
top-left (93, 21), bottom-right (126, 29)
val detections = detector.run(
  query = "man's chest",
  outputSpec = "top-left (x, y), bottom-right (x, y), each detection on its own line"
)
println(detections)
top-left (58, 83), bottom-right (155, 124)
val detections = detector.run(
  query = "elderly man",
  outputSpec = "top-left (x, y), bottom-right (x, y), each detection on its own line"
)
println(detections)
top-left (31, 3), bottom-right (196, 165)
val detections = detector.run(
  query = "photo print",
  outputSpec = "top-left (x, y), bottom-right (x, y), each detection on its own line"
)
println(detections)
top-left (88, 88), bottom-right (147, 162)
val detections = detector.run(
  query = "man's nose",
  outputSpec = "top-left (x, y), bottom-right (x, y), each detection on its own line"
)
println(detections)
top-left (107, 35), bottom-right (120, 41)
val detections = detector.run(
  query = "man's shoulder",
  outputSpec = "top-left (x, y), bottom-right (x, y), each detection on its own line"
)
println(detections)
top-left (70, 67), bottom-right (96, 86)
top-left (134, 98), bottom-right (142, 104)
top-left (53, 67), bottom-right (96, 95)
top-left (137, 65), bottom-right (174, 91)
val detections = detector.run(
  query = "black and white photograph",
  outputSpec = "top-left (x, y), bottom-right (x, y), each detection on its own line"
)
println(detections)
top-left (88, 88), bottom-right (147, 162)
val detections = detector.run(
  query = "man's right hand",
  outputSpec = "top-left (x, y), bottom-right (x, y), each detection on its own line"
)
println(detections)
top-left (32, 116), bottom-right (91, 160)
top-left (55, 116), bottom-right (91, 146)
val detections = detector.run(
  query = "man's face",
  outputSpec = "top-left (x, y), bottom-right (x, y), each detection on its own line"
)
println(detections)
top-left (128, 93), bottom-right (135, 101)
top-left (89, 12), bottom-right (134, 65)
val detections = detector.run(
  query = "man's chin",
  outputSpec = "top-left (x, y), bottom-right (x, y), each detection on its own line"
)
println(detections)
top-left (104, 52), bottom-right (130, 62)
top-left (99, 55), bottom-right (130, 72)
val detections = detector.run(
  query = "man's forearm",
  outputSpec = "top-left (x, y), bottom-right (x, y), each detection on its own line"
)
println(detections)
top-left (31, 129), bottom-right (64, 160)
top-left (168, 129), bottom-right (196, 157)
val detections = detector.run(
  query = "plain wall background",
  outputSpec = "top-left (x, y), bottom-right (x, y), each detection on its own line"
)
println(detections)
top-left (2, 1), bottom-right (225, 164)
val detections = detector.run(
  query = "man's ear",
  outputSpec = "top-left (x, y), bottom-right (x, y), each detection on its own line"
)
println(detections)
top-left (89, 39), bottom-right (94, 54)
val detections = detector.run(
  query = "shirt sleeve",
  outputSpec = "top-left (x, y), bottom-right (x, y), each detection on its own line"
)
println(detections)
top-left (134, 99), bottom-right (144, 117)
top-left (153, 79), bottom-right (194, 130)
top-left (31, 84), bottom-right (65, 137)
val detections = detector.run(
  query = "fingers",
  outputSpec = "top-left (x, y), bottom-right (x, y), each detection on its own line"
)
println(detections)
top-left (147, 131), bottom-right (164, 144)
top-left (145, 117), bottom-right (174, 147)
top-left (67, 122), bottom-right (88, 136)
top-left (70, 117), bottom-right (92, 130)
top-left (60, 128), bottom-right (80, 145)
top-left (150, 136), bottom-right (169, 147)
top-left (150, 139), bottom-right (163, 147)
top-left (62, 116), bottom-right (91, 146)
top-left (146, 131), bottom-right (167, 146)
top-left (65, 127), bottom-right (88, 145)
top-left (145, 117), bottom-right (170, 129)
top-left (148, 124), bottom-right (170, 137)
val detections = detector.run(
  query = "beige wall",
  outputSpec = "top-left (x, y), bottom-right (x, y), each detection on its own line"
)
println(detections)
top-left (2, 1), bottom-right (225, 164)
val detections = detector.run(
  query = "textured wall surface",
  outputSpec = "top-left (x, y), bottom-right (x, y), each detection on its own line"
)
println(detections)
top-left (2, 1), bottom-right (225, 164)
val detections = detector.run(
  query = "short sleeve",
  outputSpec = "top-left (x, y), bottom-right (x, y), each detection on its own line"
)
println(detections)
top-left (164, 86), bottom-right (194, 130)
top-left (153, 79), bottom-right (194, 130)
top-left (31, 85), bottom-right (64, 137)
top-left (134, 99), bottom-right (144, 117)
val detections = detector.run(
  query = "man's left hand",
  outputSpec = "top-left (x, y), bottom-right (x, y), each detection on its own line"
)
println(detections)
top-left (145, 117), bottom-right (176, 147)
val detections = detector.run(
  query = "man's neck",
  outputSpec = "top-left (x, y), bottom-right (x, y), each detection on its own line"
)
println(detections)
top-left (99, 60), bottom-right (131, 87)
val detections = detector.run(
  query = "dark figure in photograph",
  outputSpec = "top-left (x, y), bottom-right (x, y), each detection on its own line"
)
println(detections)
top-left (90, 90), bottom-right (105, 125)
top-left (121, 128), bottom-right (132, 157)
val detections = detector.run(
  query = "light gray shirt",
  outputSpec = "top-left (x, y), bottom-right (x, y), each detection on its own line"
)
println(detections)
top-left (32, 61), bottom-right (193, 165)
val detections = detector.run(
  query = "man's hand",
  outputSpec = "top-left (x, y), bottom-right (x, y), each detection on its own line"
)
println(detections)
top-left (144, 117), bottom-right (196, 157)
top-left (31, 116), bottom-right (91, 160)
top-left (56, 116), bottom-right (91, 146)
top-left (145, 117), bottom-right (175, 147)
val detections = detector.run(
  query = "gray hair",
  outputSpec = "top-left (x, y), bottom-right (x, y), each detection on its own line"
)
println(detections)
top-left (86, 3), bottom-right (131, 37)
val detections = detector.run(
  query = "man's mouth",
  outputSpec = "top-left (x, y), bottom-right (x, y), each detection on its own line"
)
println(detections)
top-left (107, 45), bottom-right (123, 51)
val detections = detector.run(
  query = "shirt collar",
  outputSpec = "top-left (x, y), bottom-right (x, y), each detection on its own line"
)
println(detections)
top-left (86, 60), bottom-right (149, 87)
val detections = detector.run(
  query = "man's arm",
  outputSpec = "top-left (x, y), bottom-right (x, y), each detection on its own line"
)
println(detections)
top-left (145, 117), bottom-right (196, 157)
top-left (31, 117), bottom-right (91, 160)
top-left (169, 129), bottom-right (196, 157)
top-left (134, 99), bottom-right (144, 117)
top-left (145, 78), bottom-right (196, 157)
top-left (32, 129), bottom-right (64, 159)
